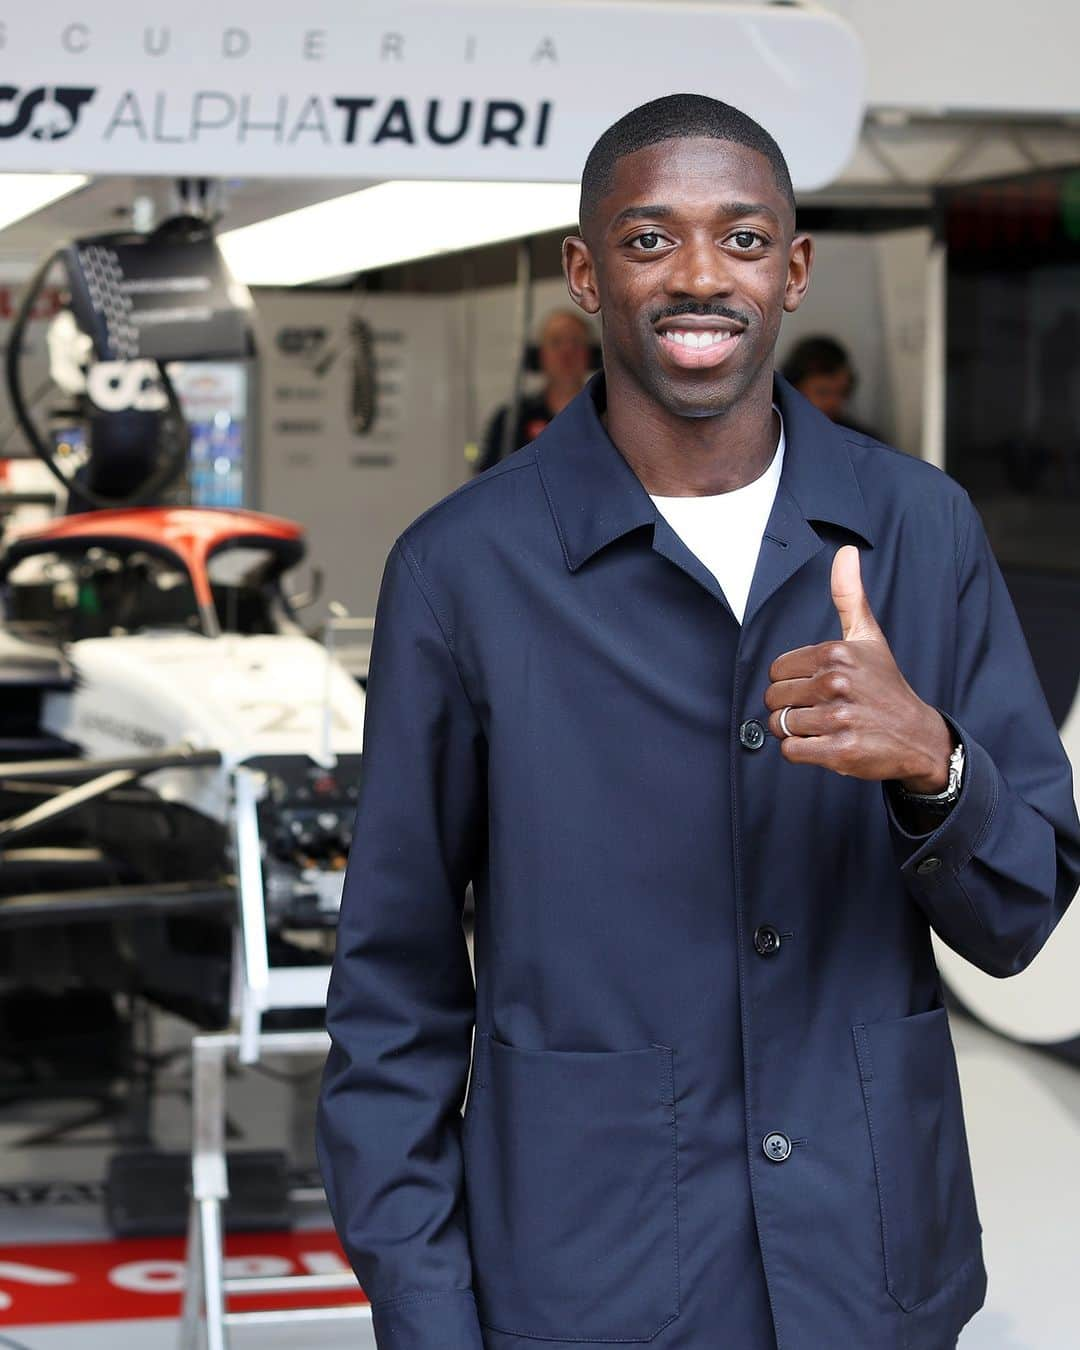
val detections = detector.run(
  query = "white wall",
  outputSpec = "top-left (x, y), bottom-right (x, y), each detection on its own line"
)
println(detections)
top-left (254, 290), bottom-right (463, 619)
top-left (875, 229), bottom-right (933, 460)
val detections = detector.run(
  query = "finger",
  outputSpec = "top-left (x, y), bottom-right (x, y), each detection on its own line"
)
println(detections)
top-left (778, 732), bottom-right (834, 767)
top-left (763, 676), bottom-right (818, 713)
top-left (768, 642), bottom-right (836, 684)
top-left (768, 705), bottom-right (850, 740)
top-left (831, 546), bottom-right (883, 643)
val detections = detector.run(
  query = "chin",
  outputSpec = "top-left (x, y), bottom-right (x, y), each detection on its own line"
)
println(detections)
top-left (650, 374), bottom-right (740, 421)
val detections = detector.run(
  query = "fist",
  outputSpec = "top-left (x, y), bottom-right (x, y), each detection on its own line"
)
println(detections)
top-left (763, 546), bottom-right (953, 789)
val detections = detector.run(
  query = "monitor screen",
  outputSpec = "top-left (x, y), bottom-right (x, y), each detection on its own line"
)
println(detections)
top-left (63, 231), bottom-right (253, 365)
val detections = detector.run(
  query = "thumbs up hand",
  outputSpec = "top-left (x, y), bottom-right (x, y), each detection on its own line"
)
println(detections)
top-left (830, 542), bottom-right (885, 644)
top-left (764, 546), bottom-right (954, 790)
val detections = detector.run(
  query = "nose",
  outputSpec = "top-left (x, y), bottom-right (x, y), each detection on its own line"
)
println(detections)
top-left (664, 231), bottom-right (735, 301)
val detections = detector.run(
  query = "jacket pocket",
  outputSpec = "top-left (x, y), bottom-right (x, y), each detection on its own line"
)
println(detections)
top-left (462, 1032), bottom-right (679, 1342)
top-left (852, 1006), bottom-right (983, 1312)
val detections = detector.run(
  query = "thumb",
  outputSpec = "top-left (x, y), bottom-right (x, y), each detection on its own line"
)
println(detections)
top-left (831, 545), bottom-right (882, 642)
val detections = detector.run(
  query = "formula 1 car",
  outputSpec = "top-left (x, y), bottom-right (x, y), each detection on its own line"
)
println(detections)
top-left (0, 506), bottom-right (365, 1034)
top-left (0, 212), bottom-right (379, 1136)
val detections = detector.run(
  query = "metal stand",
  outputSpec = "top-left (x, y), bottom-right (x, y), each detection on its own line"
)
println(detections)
top-left (178, 1030), bottom-right (369, 1349)
top-left (230, 765), bottom-right (333, 1066)
top-left (179, 768), bottom-right (368, 1347)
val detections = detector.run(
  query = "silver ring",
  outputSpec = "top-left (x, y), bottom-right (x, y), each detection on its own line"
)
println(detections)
top-left (778, 706), bottom-right (796, 738)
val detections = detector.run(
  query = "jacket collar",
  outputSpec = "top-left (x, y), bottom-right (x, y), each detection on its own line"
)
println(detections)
top-left (535, 371), bottom-right (875, 573)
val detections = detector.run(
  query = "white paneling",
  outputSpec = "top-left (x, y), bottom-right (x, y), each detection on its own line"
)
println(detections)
top-left (254, 290), bottom-right (462, 619)
top-left (875, 228), bottom-right (933, 459)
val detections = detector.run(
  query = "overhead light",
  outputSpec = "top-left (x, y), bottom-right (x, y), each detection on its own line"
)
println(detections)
top-left (0, 174), bottom-right (89, 231)
top-left (218, 180), bottom-right (581, 286)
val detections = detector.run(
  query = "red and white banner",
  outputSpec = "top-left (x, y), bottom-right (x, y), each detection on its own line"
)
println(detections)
top-left (0, 1229), bottom-right (366, 1325)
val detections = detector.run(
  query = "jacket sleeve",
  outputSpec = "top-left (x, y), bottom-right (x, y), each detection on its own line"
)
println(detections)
top-left (883, 491), bottom-right (1080, 977)
top-left (316, 539), bottom-right (486, 1348)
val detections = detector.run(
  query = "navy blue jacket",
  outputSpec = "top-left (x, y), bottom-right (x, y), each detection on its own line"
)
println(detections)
top-left (317, 374), bottom-right (1080, 1350)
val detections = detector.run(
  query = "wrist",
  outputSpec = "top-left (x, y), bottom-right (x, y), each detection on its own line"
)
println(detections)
top-left (898, 710), bottom-right (954, 793)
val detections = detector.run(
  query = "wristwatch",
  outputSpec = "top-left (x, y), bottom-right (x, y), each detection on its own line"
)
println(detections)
top-left (896, 740), bottom-right (965, 816)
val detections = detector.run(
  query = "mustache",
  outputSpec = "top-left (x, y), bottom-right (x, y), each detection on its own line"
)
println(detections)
top-left (649, 301), bottom-right (751, 327)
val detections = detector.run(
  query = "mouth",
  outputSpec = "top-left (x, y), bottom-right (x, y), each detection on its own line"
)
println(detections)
top-left (654, 318), bottom-right (746, 371)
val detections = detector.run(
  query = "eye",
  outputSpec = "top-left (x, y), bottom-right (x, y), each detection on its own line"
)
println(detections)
top-left (629, 230), bottom-right (665, 251)
top-left (729, 229), bottom-right (766, 251)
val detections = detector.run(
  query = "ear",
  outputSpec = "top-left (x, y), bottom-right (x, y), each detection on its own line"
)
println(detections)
top-left (782, 233), bottom-right (814, 315)
top-left (562, 235), bottom-right (601, 316)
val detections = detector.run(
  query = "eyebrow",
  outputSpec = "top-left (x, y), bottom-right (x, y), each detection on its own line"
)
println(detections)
top-left (609, 200), bottom-right (783, 231)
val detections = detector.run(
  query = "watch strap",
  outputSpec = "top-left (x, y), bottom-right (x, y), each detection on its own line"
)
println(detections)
top-left (895, 740), bottom-right (965, 812)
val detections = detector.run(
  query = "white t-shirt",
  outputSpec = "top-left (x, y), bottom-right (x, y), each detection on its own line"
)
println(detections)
top-left (649, 411), bottom-right (785, 624)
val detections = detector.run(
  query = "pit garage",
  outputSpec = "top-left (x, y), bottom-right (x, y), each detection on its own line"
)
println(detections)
top-left (0, 4), bottom-right (1077, 1348)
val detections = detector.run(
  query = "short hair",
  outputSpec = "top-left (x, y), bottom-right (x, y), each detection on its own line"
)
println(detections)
top-left (781, 336), bottom-right (854, 386)
top-left (578, 93), bottom-right (796, 234)
top-left (538, 308), bottom-right (591, 341)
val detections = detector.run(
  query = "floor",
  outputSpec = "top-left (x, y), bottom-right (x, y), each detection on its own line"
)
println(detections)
top-left (0, 1008), bottom-right (1076, 1350)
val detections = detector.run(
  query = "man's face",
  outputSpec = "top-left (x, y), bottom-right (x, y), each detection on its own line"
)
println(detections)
top-left (539, 313), bottom-right (591, 384)
top-left (796, 368), bottom-right (854, 422)
top-left (563, 137), bottom-right (812, 418)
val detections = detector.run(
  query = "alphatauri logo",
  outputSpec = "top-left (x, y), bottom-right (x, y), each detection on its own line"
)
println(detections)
top-left (0, 85), bottom-right (96, 140)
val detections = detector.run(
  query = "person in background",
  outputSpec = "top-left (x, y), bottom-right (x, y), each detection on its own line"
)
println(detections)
top-left (781, 333), bottom-right (881, 439)
top-left (471, 310), bottom-right (593, 473)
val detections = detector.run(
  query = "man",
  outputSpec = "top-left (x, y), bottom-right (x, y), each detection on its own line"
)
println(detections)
top-left (317, 94), bottom-right (1080, 1350)
top-left (781, 333), bottom-right (881, 439)
top-left (471, 309), bottom-right (595, 474)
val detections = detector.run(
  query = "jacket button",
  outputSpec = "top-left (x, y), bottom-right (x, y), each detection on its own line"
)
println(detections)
top-left (753, 924), bottom-right (782, 957)
top-left (739, 719), bottom-right (766, 751)
top-left (916, 856), bottom-right (943, 875)
top-left (763, 1132), bottom-right (792, 1163)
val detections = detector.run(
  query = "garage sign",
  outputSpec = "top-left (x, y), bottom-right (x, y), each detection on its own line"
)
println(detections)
top-left (0, 3), bottom-right (864, 188)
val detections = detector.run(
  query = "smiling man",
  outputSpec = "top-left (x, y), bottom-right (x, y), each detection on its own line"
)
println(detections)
top-left (317, 96), bottom-right (1080, 1350)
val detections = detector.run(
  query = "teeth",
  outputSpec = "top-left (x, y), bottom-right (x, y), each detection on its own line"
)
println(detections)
top-left (664, 329), bottom-right (733, 348)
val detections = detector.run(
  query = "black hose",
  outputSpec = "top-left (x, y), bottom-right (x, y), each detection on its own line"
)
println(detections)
top-left (0, 376), bottom-right (55, 454)
top-left (4, 240), bottom-right (191, 511)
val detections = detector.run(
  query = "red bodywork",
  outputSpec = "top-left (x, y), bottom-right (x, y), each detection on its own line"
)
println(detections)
top-left (12, 507), bottom-right (305, 610)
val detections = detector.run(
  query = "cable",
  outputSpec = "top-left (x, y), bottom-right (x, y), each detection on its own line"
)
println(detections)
top-left (4, 236), bottom-right (191, 510)
top-left (0, 376), bottom-right (54, 453)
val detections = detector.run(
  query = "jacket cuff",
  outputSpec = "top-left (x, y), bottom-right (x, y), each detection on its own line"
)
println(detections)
top-left (882, 710), bottom-right (998, 885)
top-left (370, 1288), bottom-right (485, 1349)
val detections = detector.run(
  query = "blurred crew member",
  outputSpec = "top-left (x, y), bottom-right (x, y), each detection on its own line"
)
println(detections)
top-left (472, 310), bottom-right (593, 473)
top-left (782, 333), bottom-right (880, 438)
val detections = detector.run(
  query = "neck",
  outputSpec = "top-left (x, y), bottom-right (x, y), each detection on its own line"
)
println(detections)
top-left (602, 363), bottom-right (779, 497)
